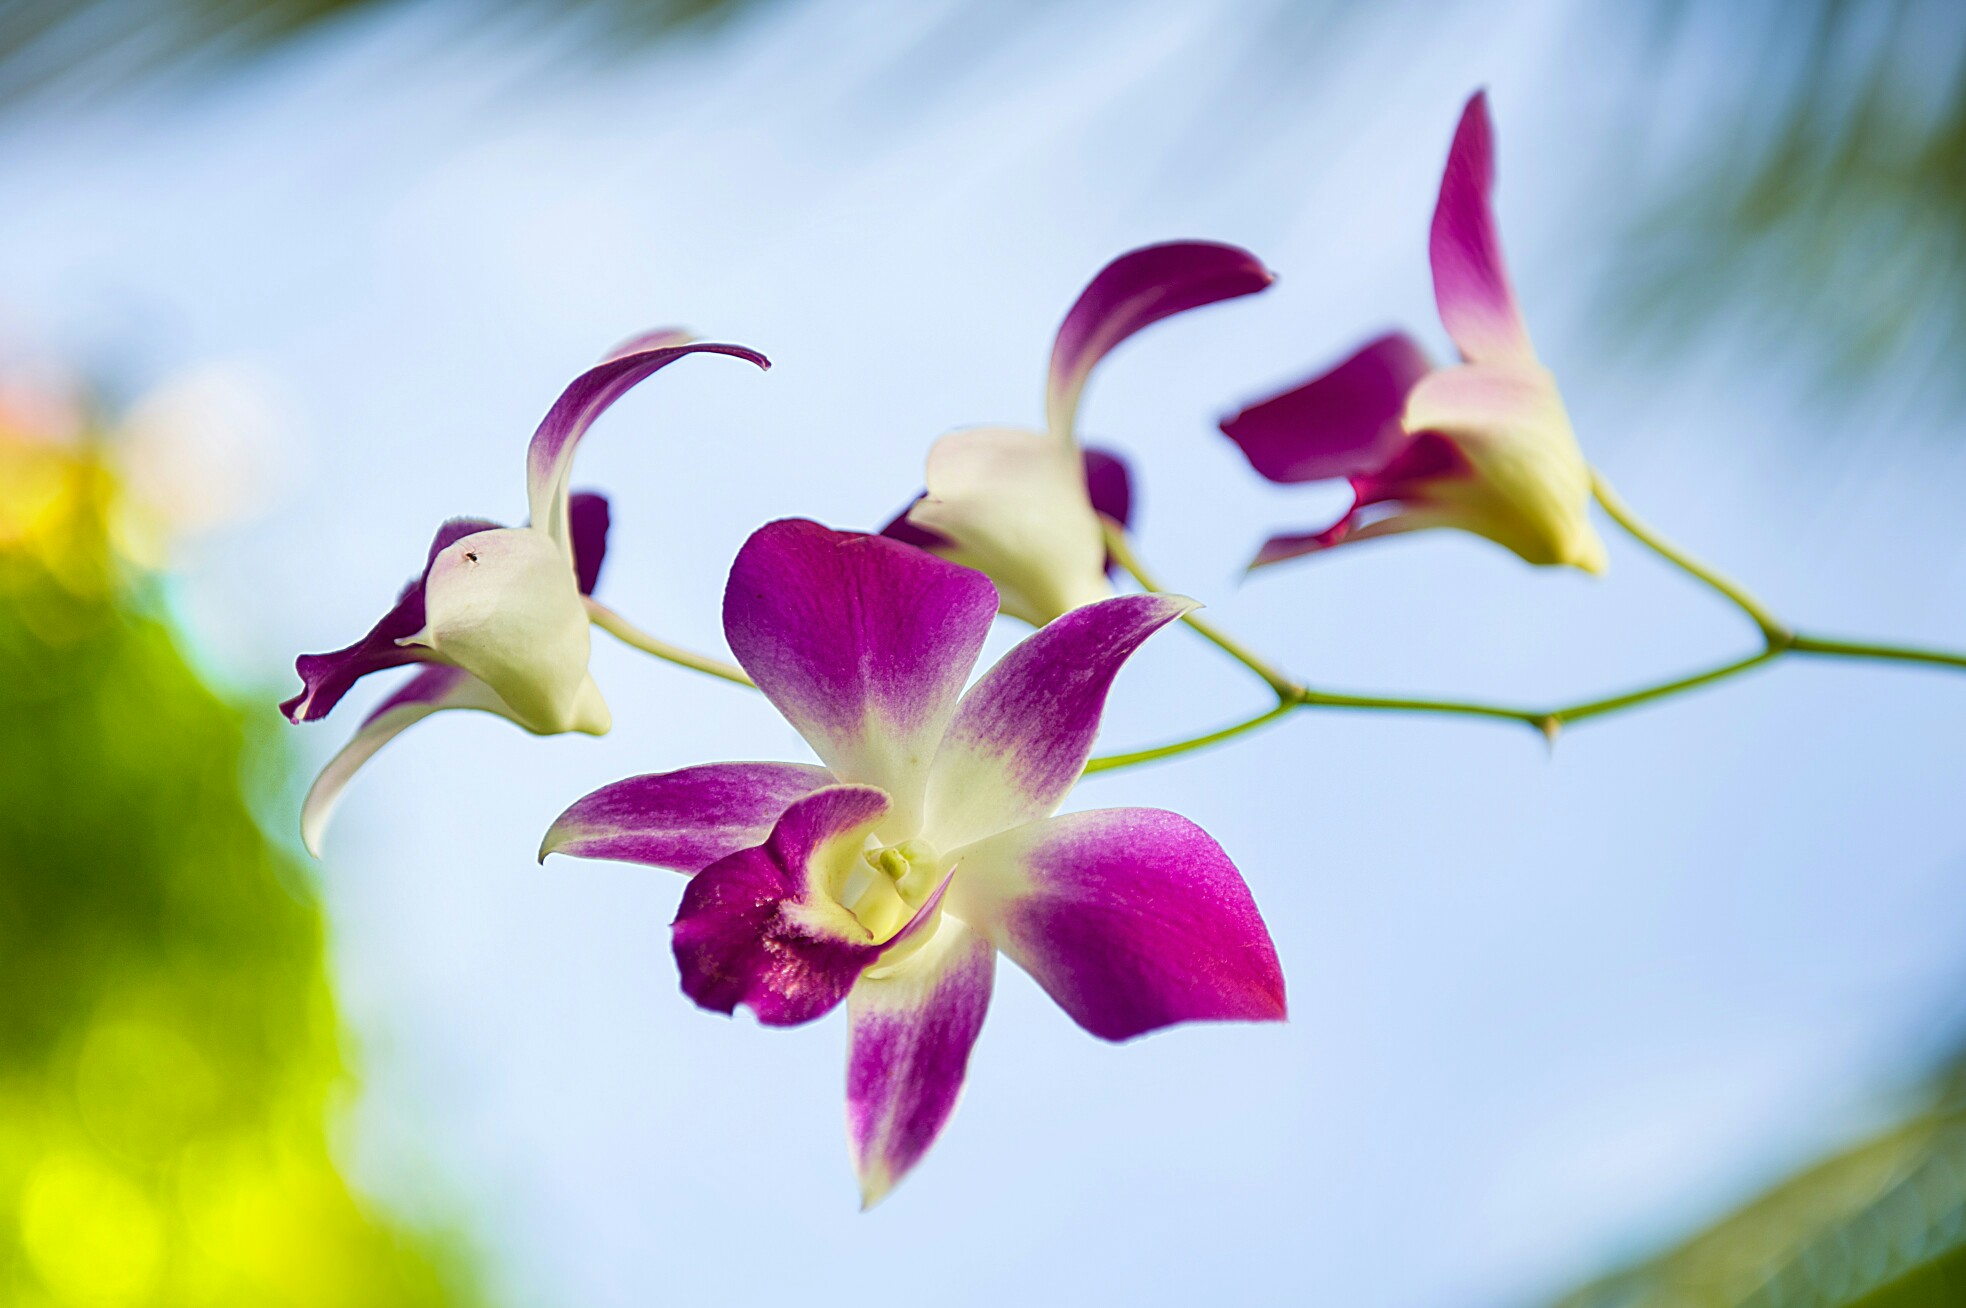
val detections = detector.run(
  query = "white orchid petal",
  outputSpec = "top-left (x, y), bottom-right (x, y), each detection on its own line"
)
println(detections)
top-left (419, 525), bottom-right (604, 733)
top-left (907, 426), bottom-right (1114, 627)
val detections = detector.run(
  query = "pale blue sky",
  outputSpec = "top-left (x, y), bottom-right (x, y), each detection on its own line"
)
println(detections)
top-left (4, 2), bottom-right (1964, 1305)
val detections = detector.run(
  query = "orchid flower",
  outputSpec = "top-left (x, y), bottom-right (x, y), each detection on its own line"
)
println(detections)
top-left (282, 331), bottom-right (768, 855)
top-left (1221, 91), bottom-right (1607, 574)
top-left (883, 241), bottom-right (1275, 625)
top-left (542, 519), bottom-right (1286, 1204)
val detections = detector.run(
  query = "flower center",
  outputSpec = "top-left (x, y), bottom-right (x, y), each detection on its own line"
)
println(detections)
top-left (834, 838), bottom-right (942, 943)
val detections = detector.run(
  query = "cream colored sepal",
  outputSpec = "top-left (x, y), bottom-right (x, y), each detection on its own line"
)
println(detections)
top-left (906, 425), bottom-right (1114, 627)
top-left (404, 526), bottom-right (608, 735)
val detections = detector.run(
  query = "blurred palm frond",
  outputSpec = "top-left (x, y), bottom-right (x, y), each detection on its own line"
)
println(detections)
top-left (0, 0), bottom-right (765, 105)
top-left (1546, 1051), bottom-right (1966, 1308)
top-left (1610, 0), bottom-right (1966, 409)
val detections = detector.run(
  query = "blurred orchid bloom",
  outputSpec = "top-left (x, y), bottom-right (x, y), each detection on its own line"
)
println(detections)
top-left (543, 520), bottom-right (1286, 1205)
top-left (1222, 92), bottom-right (1607, 574)
top-left (282, 331), bottom-right (768, 855)
top-left (884, 241), bottom-right (1275, 625)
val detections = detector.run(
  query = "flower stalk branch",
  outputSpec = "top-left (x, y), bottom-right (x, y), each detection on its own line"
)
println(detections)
top-left (584, 598), bottom-right (754, 688)
top-left (1588, 471), bottom-right (1790, 644)
top-left (1787, 635), bottom-right (1966, 671)
top-left (1101, 520), bottom-right (1302, 701)
top-left (1590, 472), bottom-right (1966, 672)
top-left (1082, 513), bottom-right (1966, 777)
top-left (1081, 702), bottom-right (1296, 774)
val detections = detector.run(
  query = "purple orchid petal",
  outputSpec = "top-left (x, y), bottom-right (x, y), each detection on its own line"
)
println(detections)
top-left (1219, 332), bottom-right (1433, 484)
top-left (1246, 506), bottom-right (1449, 569)
top-left (951, 808), bottom-right (1285, 1042)
top-left (847, 919), bottom-right (995, 1207)
top-left (724, 520), bottom-right (998, 833)
top-left (924, 593), bottom-right (1195, 851)
top-left (1245, 430), bottom-right (1471, 570)
top-left (540, 761), bottom-right (837, 872)
top-left (672, 784), bottom-right (894, 1027)
top-left (525, 340), bottom-right (770, 543)
top-left (567, 491), bottom-right (611, 596)
top-left (1046, 241), bottom-right (1276, 437)
top-left (1350, 428), bottom-right (1468, 506)
top-left (281, 516), bottom-right (499, 724)
top-left (300, 664), bottom-right (515, 856)
top-left (1248, 527), bottom-right (1344, 570)
top-left (1431, 91), bottom-right (1535, 367)
top-left (1082, 445), bottom-right (1134, 578)
top-left (1080, 445), bottom-right (1133, 529)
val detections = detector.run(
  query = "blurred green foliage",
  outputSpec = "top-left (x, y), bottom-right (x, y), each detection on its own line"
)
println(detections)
top-left (0, 428), bottom-right (479, 1305)
top-left (1613, 0), bottom-right (1966, 405)
top-left (1547, 1048), bottom-right (1966, 1308)
top-left (0, 0), bottom-right (766, 104)
top-left (2, 0), bottom-right (1955, 409)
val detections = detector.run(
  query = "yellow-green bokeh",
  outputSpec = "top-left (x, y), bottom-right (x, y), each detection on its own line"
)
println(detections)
top-left (0, 418), bottom-right (479, 1307)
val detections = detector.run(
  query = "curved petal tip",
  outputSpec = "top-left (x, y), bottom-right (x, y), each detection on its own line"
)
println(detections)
top-left (1047, 241), bottom-right (1275, 436)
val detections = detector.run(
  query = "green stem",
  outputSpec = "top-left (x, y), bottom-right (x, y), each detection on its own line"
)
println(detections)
top-left (584, 598), bottom-right (755, 688)
top-left (1085, 652), bottom-right (1783, 775)
top-left (1079, 515), bottom-right (1966, 777)
top-left (1185, 615), bottom-right (1302, 700)
top-left (1591, 470), bottom-right (1791, 644)
top-left (1296, 687), bottom-right (1542, 726)
top-left (1788, 634), bottom-right (1966, 671)
top-left (1548, 649), bottom-right (1780, 726)
top-left (1101, 522), bottom-right (1301, 700)
top-left (1083, 703), bottom-right (1295, 774)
